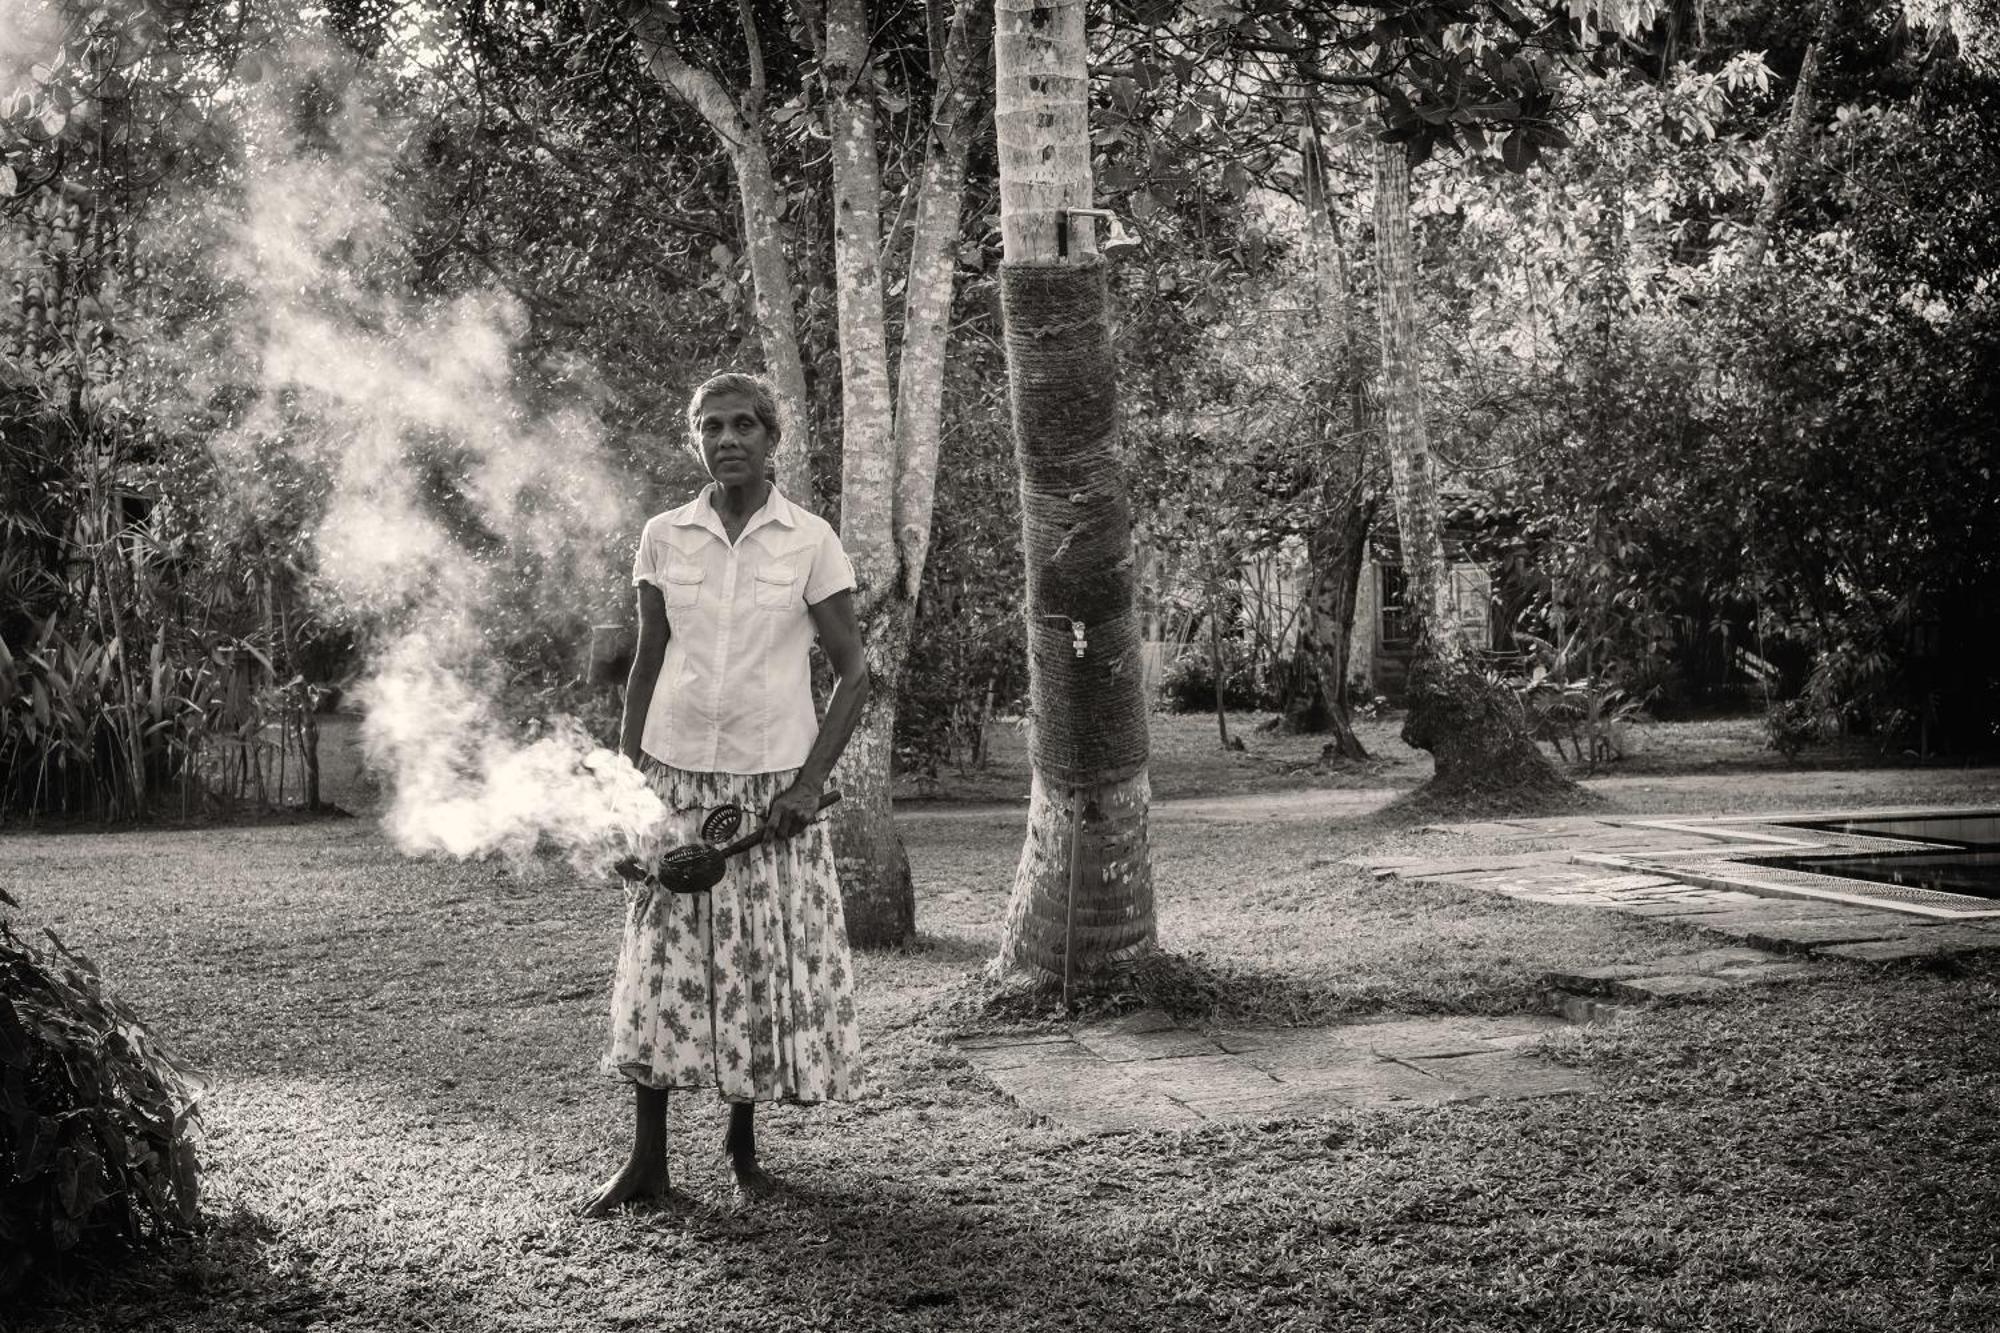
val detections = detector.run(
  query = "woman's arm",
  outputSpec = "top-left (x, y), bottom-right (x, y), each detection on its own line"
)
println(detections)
top-left (619, 583), bottom-right (670, 768)
top-left (767, 589), bottom-right (869, 838)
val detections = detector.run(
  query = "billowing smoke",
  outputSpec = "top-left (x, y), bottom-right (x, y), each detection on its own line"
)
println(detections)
top-left (0, 2), bottom-right (61, 103)
top-left (196, 50), bottom-right (666, 870)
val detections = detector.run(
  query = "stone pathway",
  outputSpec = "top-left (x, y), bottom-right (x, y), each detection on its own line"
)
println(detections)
top-left (959, 1009), bottom-right (1591, 1133)
top-left (1353, 810), bottom-right (2000, 965)
top-left (961, 807), bottom-right (2000, 1134)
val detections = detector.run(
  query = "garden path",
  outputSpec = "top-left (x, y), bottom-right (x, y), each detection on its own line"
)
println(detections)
top-left (960, 1009), bottom-right (1595, 1132)
top-left (961, 801), bottom-right (2000, 1133)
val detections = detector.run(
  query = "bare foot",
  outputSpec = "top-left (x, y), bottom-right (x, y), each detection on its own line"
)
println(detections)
top-left (730, 1160), bottom-right (779, 1203)
top-left (581, 1155), bottom-right (670, 1217)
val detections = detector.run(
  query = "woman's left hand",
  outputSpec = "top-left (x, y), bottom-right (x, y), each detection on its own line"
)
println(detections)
top-left (765, 779), bottom-right (825, 842)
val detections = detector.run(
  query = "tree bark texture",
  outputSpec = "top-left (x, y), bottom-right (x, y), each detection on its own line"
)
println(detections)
top-left (818, 0), bottom-right (909, 944)
top-left (994, 0), bottom-right (1156, 987)
top-left (829, 690), bottom-right (914, 943)
top-left (1371, 138), bottom-right (1574, 806)
top-left (1282, 495), bottom-right (1371, 762)
top-left (892, 0), bottom-right (988, 604)
top-left (1282, 125), bottom-right (1372, 757)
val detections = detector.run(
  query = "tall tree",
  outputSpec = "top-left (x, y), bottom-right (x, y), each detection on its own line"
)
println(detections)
top-left (1371, 129), bottom-right (1574, 804)
top-left (1287, 117), bottom-right (1377, 758)
top-left (1352, 3), bottom-right (1675, 807)
top-left (993, 0), bottom-right (1155, 990)
top-left (621, 0), bottom-right (988, 944)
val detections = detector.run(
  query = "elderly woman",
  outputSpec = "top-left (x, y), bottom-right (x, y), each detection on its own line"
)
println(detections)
top-left (585, 371), bottom-right (868, 1215)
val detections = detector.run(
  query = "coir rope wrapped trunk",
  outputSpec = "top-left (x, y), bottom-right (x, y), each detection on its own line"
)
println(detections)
top-left (1000, 259), bottom-right (1150, 788)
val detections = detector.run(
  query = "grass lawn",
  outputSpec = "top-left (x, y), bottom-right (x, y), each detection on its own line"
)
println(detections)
top-left (898, 708), bottom-right (2000, 815)
top-left (3, 715), bottom-right (1998, 1330)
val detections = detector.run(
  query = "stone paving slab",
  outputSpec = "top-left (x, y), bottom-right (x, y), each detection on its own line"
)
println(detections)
top-left (1710, 960), bottom-right (1826, 983)
top-left (1614, 972), bottom-right (1760, 1000)
top-left (1733, 915), bottom-right (1926, 952)
top-left (1207, 1027), bottom-right (1276, 1054)
top-left (963, 1046), bottom-right (1204, 1133)
top-left (1339, 1014), bottom-right (1572, 1057)
top-left (957, 1010), bottom-right (1596, 1132)
top-left (1608, 892), bottom-right (1768, 912)
top-left (1137, 1054), bottom-right (1288, 1110)
top-left (1076, 1027), bottom-right (1228, 1063)
top-left (1546, 945), bottom-right (1829, 1003)
top-left (1376, 807), bottom-right (2000, 970)
top-left (955, 1031), bottom-right (1076, 1052)
top-left (1402, 1051), bottom-right (1594, 1101)
top-left (1249, 1052), bottom-right (1464, 1109)
top-left (1818, 929), bottom-right (2000, 963)
top-left (1548, 947), bottom-right (1774, 991)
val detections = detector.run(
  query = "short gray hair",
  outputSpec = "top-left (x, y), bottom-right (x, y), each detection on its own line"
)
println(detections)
top-left (684, 372), bottom-right (782, 464)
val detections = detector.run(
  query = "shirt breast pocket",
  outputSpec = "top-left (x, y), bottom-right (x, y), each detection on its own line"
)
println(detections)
top-left (662, 561), bottom-right (705, 610)
top-left (753, 565), bottom-right (799, 611)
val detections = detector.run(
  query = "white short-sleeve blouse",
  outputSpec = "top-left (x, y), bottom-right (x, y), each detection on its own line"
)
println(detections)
top-left (631, 485), bottom-right (858, 775)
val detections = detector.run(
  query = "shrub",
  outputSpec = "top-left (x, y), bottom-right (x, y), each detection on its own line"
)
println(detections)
top-left (1158, 639), bottom-right (1272, 714)
top-left (0, 897), bottom-right (204, 1296)
top-left (1765, 697), bottom-right (1827, 760)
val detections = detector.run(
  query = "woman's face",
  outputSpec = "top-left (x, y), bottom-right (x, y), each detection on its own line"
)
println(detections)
top-left (692, 390), bottom-right (773, 487)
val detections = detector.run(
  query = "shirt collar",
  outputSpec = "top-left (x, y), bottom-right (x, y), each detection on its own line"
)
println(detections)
top-left (668, 483), bottom-right (798, 545)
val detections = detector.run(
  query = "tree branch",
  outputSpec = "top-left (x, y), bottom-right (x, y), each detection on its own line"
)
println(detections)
top-left (623, 0), bottom-right (755, 154)
top-left (738, 0), bottom-right (767, 118)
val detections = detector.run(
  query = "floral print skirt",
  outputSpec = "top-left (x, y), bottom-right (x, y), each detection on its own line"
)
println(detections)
top-left (602, 762), bottom-right (863, 1103)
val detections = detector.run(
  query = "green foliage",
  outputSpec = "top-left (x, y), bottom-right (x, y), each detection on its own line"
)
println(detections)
top-left (0, 907), bottom-right (204, 1296)
top-left (1432, 8), bottom-right (2000, 756)
top-left (1764, 695), bottom-right (1827, 759)
top-left (1157, 637), bottom-right (1277, 715)
top-left (0, 612), bottom-right (330, 819)
top-left (1504, 631), bottom-right (1648, 769)
top-left (894, 360), bottom-right (1025, 780)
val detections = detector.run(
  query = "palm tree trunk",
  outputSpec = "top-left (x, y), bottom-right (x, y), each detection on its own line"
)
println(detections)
top-left (1371, 138), bottom-right (1575, 807)
top-left (994, 0), bottom-right (1155, 988)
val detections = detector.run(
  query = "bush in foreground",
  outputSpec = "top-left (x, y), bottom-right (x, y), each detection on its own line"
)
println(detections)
top-left (1, 892), bottom-right (204, 1295)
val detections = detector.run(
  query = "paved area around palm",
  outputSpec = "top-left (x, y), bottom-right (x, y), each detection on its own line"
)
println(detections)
top-left (960, 1010), bottom-right (1591, 1131)
top-left (965, 805), bottom-right (2000, 1133)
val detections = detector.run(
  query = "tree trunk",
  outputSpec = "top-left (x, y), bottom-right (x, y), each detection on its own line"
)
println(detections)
top-left (732, 138), bottom-right (815, 501)
top-left (994, 0), bottom-right (1155, 989)
top-left (1281, 494), bottom-right (1371, 762)
top-left (819, 0), bottom-right (911, 943)
top-left (1741, 0), bottom-right (1831, 271)
top-left (1371, 137), bottom-right (1576, 809)
top-left (892, 1), bottom-right (988, 604)
top-left (1279, 115), bottom-right (1371, 758)
top-left (830, 686), bottom-right (914, 944)
top-left (302, 704), bottom-right (322, 812)
top-left (1207, 592), bottom-right (1234, 750)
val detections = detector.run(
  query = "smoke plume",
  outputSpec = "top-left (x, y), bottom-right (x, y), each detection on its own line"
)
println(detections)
top-left (195, 50), bottom-right (666, 870)
top-left (0, 2), bottom-right (61, 104)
